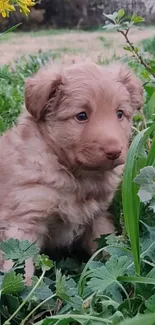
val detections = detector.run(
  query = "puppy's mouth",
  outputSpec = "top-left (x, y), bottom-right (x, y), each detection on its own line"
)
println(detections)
top-left (75, 157), bottom-right (125, 171)
top-left (110, 158), bottom-right (125, 169)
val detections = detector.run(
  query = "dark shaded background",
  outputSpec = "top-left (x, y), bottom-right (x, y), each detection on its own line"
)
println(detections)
top-left (0, 0), bottom-right (154, 32)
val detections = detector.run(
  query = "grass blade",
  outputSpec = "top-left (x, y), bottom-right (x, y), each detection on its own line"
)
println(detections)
top-left (0, 23), bottom-right (22, 37)
top-left (122, 123), bottom-right (155, 275)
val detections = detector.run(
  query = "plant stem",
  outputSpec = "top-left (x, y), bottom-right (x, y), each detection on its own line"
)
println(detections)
top-left (33, 313), bottom-right (113, 325)
top-left (4, 270), bottom-right (46, 325)
top-left (118, 29), bottom-right (155, 78)
top-left (117, 282), bottom-right (131, 309)
top-left (20, 293), bottom-right (56, 325)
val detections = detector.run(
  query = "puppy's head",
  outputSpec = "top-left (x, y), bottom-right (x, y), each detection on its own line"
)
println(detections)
top-left (25, 62), bottom-right (143, 171)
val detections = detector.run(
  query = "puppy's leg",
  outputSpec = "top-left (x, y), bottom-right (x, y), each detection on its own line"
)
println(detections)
top-left (82, 214), bottom-right (114, 255)
top-left (0, 224), bottom-right (44, 284)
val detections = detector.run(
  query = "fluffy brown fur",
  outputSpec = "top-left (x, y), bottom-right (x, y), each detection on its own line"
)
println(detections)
top-left (0, 62), bottom-right (143, 280)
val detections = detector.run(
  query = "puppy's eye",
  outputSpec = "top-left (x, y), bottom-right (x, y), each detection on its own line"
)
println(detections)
top-left (117, 110), bottom-right (124, 120)
top-left (76, 111), bottom-right (88, 122)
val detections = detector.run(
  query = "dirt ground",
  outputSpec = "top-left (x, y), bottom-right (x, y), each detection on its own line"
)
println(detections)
top-left (0, 26), bottom-right (155, 65)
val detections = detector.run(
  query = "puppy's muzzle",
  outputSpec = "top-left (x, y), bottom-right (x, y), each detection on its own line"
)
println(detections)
top-left (104, 146), bottom-right (122, 161)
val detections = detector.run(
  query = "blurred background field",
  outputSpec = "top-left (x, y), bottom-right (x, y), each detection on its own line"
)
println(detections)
top-left (1, 0), bottom-right (155, 66)
top-left (1, 26), bottom-right (155, 65)
top-left (1, 23), bottom-right (155, 131)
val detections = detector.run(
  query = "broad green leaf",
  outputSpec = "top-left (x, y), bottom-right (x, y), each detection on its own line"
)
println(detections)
top-left (35, 285), bottom-right (53, 302)
top-left (103, 12), bottom-right (118, 22)
top-left (21, 275), bottom-right (53, 303)
top-left (119, 313), bottom-right (155, 325)
top-left (103, 24), bottom-right (122, 30)
top-left (145, 293), bottom-right (155, 312)
top-left (105, 234), bottom-right (132, 260)
top-left (87, 255), bottom-right (130, 296)
top-left (117, 9), bottom-right (125, 20)
top-left (104, 285), bottom-right (123, 304)
top-left (140, 222), bottom-right (155, 263)
top-left (4, 294), bottom-right (20, 314)
top-left (1, 271), bottom-right (24, 294)
top-left (0, 238), bottom-right (39, 264)
top-left (134, 166), bottom-right (155, 188)
top-left (56, 270), bottom-right (83, 311)
top-left (131, 13), bottom-right (145, 24)
top-left (134, 166), bottom-right (155, 210)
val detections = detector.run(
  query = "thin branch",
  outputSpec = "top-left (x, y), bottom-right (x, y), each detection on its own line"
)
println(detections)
top-left (118, 29), bottom-right (155, 78)
top-left (117, 26), bottom-right (152, 148)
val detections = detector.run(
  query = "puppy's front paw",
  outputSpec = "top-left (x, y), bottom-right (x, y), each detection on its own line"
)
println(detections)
top-left (0, 259), bottom-right (14, 273)
top-left (0, 248), bottom-right (14, 273)
top-left (24, 257), bottom-right (35, 286)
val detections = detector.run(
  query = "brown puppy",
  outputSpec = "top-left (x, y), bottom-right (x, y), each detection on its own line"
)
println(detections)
top-left (0, 62), bottom-right (143, 278)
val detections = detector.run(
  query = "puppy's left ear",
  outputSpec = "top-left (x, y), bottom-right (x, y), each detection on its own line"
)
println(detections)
top-left (25, 67), bottom-right (63, 120)
top-left (110, 64), bottom-right (143, 111)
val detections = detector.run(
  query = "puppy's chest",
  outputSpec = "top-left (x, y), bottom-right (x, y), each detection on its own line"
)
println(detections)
top-left (54, 182), bottom-right (108, 225)
top-left (43, 169), bottom-right (118, 246)
top-left (47, 187), bottom-right (106, 248)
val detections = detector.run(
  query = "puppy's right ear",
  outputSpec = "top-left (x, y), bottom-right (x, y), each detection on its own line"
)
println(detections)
top-left (25, 68), bottom-right (63, 120)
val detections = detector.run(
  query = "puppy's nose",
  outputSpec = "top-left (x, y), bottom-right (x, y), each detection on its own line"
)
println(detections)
top-left (104, 147), bottom-right (122, 160)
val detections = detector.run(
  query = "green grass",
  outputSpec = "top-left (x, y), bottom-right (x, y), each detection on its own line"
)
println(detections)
top-left (0, 28), bottom-right (72, 41)
top-left (98, 35), bottom-right (113, 48)
top-left (141, 36), bottom-right (155, 55)
top-left (0, 26), bottom-right (118, 42)
top-left (55, 46), bottom-right (85, 54)
top-left (0, 51), bottom-right (58, 132)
